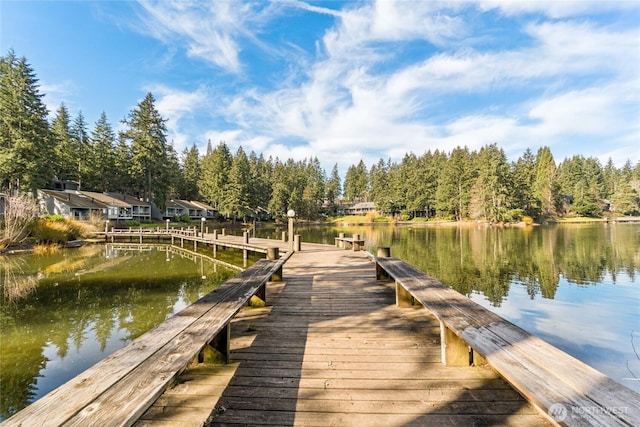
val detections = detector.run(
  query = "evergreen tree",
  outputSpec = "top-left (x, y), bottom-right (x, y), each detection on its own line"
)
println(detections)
top-left (469, 144), bottom-right (510, 222)
top-left (179, 143), bottom-right (201, 200)
top-left (248, 151), bottom-right (272, 215)
top-left (120, 92), bottom-right (170, 207)
top-left (268, 159), bottom-right (289, 218)
top-left (223, 146), bottom-right (251, 221)
top-left (325, 163), bottom-right (342, 208)
top-left (71, 111), bottom-right (91, 189)
top-left (532, 146), bottom-right (560, 218)
top-left (344, 160), bottom-right (368, 202)
top-left (51, 104), bottom-right (74, 183)
top-left (90, 112), bottom-right (116, 192)
top-left (0, 50), bottom-right (54, 193)
top-left (511, 148), bottom-right (537, 217)
top-left (200, 141), bottom-right (232, 209)
top-left (436, 147), bottom-right (476, 220)
top-left (609, 178), bottom-right (637, 215)
top-left (112, 134), bottom-right (132, 194)
top-left (369, 158), bottom-right (393, 214)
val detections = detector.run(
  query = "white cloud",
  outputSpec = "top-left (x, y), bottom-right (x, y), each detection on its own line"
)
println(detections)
top-left (478, 0), bottom-right (639, 19)
top-left (132, 0), bottom-right (639, 173)
top-left (135, 1), bottom-right (262, 72)
top-left (149, 85), bottom-right (207, 153)
top-left (40, 80), bottom-right (77, 116)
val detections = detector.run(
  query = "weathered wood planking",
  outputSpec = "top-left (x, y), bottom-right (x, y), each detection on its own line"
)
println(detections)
top-left (206, 248), bottom-right (549, 426)
top-left (373, 255), bottom-right (640, 427)
top-left (2, 257), bottom-right (288, 427)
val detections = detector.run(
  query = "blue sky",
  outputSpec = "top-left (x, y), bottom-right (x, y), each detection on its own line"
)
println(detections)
top-left (2, 1), bottom-right (639, 175)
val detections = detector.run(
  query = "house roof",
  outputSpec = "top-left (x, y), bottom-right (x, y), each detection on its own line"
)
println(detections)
top-left (40, 190), bottom-right (107, 210)
top-left (79, 191), bottom-right (131, 208)
top-left (165, 199), bottom-right (186, 209)
top-left (173, 199), bottom-right (202, 210)
top-left (348, 201), bottom-right (377, 209)
top-left (106, 193), bottom-right (151, 207)
top-left (189, 200), bottom-right (216, 211)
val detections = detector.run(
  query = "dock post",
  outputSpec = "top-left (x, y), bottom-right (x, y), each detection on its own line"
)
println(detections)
top-left (243, 231), bottom-right (249, 260)
top-left (337, 232), bottom-right (345, 248)
top-left (376, 247), bottom-right (391, 280)
top-left (294, 234), bottom-right (301, 252)
top-left (221, 228), bottom-right (226, 236)
top-left (213, 230), bottom-right (218, 240)
top-left (352, 233), bottom-right (361, 251)
top-left (282, 231), bottom-right (287, 242)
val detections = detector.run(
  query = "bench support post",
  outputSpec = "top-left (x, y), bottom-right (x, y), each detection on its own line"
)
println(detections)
top-left (267, 247), bottom-right (282, 281)
top-left (440, 321), bottom-right (471, 366)
top-left (201, 322), bottom-right (231, 364)
top-left (252, 284), bottom-right (266, 306)
top-left (375, 248), bottom-right (391, 280)
top-left (396, 283), bottom-right (421, 307)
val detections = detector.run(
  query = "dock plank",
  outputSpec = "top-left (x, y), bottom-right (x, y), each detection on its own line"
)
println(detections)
top-left (203, 248), bottom-right (549, 426)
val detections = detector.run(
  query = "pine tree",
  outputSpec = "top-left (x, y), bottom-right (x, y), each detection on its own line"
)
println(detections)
top-left (325, 163), bottom-right (342, 209)
top-left (180, 143), bottom-right (201, 200)
top-left (436, 147), bottom-right (476, 220)
top-left (511, 148), bottom-right (537, 217)
top-left (344, 160), bottom-right (368, 202)
top-left (71, 111), bottom-right (90, 189)
top-left (0, 50), bottom-right (54, 193)
top-left (121, 92), bottom-right (170, 207)
top-left (532, 147), bottom-right (560, 218)
top-left (51, 104), bottom-right (74, 183)
top-left (112, 134), bottom-right (132, 194)
top-left (248, 151), bottom-right (272, 215)
top-left (223, 146), bottom-right (251, 221)
top-left (199, 141), bottom-right (232, 209)
top-left (90, 112), bottom-right (116, 192)
top-left (470, 144), bottom-right (510, 222)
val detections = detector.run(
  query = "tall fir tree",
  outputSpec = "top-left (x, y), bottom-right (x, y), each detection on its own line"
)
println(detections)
top-left (223, 146), bottom-right (251, 221)
top-left (0, 50), bottom-right (54, 193)
top-left (199, 141), bottom-right (232, 209)
top-left (89, 112), bottom-right (116, 192)
top-left (51, 104), bottom-right (74, 183)
top-left (325, 163), bottom-right (342, 209)
top-left (435, 147), bottom-right (476, 220)
top-left (120, 92), bottom-right (170, 207)
top-left (70, 111), bottom-right (90, 189)
top-left (533, 146), bottom-right (560, 218)
top-left (179, 143), bottom-right (201, 200)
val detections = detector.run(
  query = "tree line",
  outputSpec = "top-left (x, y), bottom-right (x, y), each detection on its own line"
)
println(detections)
top-left (2, 50), bottom-right (639, 222)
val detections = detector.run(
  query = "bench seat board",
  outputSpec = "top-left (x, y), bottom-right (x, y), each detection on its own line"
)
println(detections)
top-left (3, 258), bottom-right (286, 427)
top-left (373, 256), bottom-right (640, 427)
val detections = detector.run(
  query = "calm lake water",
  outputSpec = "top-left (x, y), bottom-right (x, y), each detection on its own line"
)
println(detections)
top-left (274, 222), bottom-right (640, 395)
top-left (1, 222), bottom-right (639, 420)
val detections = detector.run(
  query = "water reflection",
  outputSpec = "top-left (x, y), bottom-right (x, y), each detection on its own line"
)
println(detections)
top-left (0, 244), bottom-right (240, 420)
top-left (284, 222), bottom-right (640, 393)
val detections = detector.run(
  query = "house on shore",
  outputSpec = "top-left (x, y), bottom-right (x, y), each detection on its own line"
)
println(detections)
top-left (164, 199), bottom-right (216, 220)
top-left (106, 193), bottom-right (152, 221)
top-left (38, 190), bottom-right (107, 220)
top-left (38, 190), bottom-right (215, 222)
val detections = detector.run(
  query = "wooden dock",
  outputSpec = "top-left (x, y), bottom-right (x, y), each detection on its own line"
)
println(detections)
top-left (135, 246), bottom-right (549, 426)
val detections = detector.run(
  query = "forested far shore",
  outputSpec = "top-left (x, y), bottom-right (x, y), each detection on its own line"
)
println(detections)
top-left (2, 50), bottom-right (639, 223)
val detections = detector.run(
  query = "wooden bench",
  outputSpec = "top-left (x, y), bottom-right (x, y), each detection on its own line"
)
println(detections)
top-left (371, 251), bottom-right (640, 426)
top-left (2, 252), bottom-right (290, 427)
top-left (334, 233), bottom-right (365, 251)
